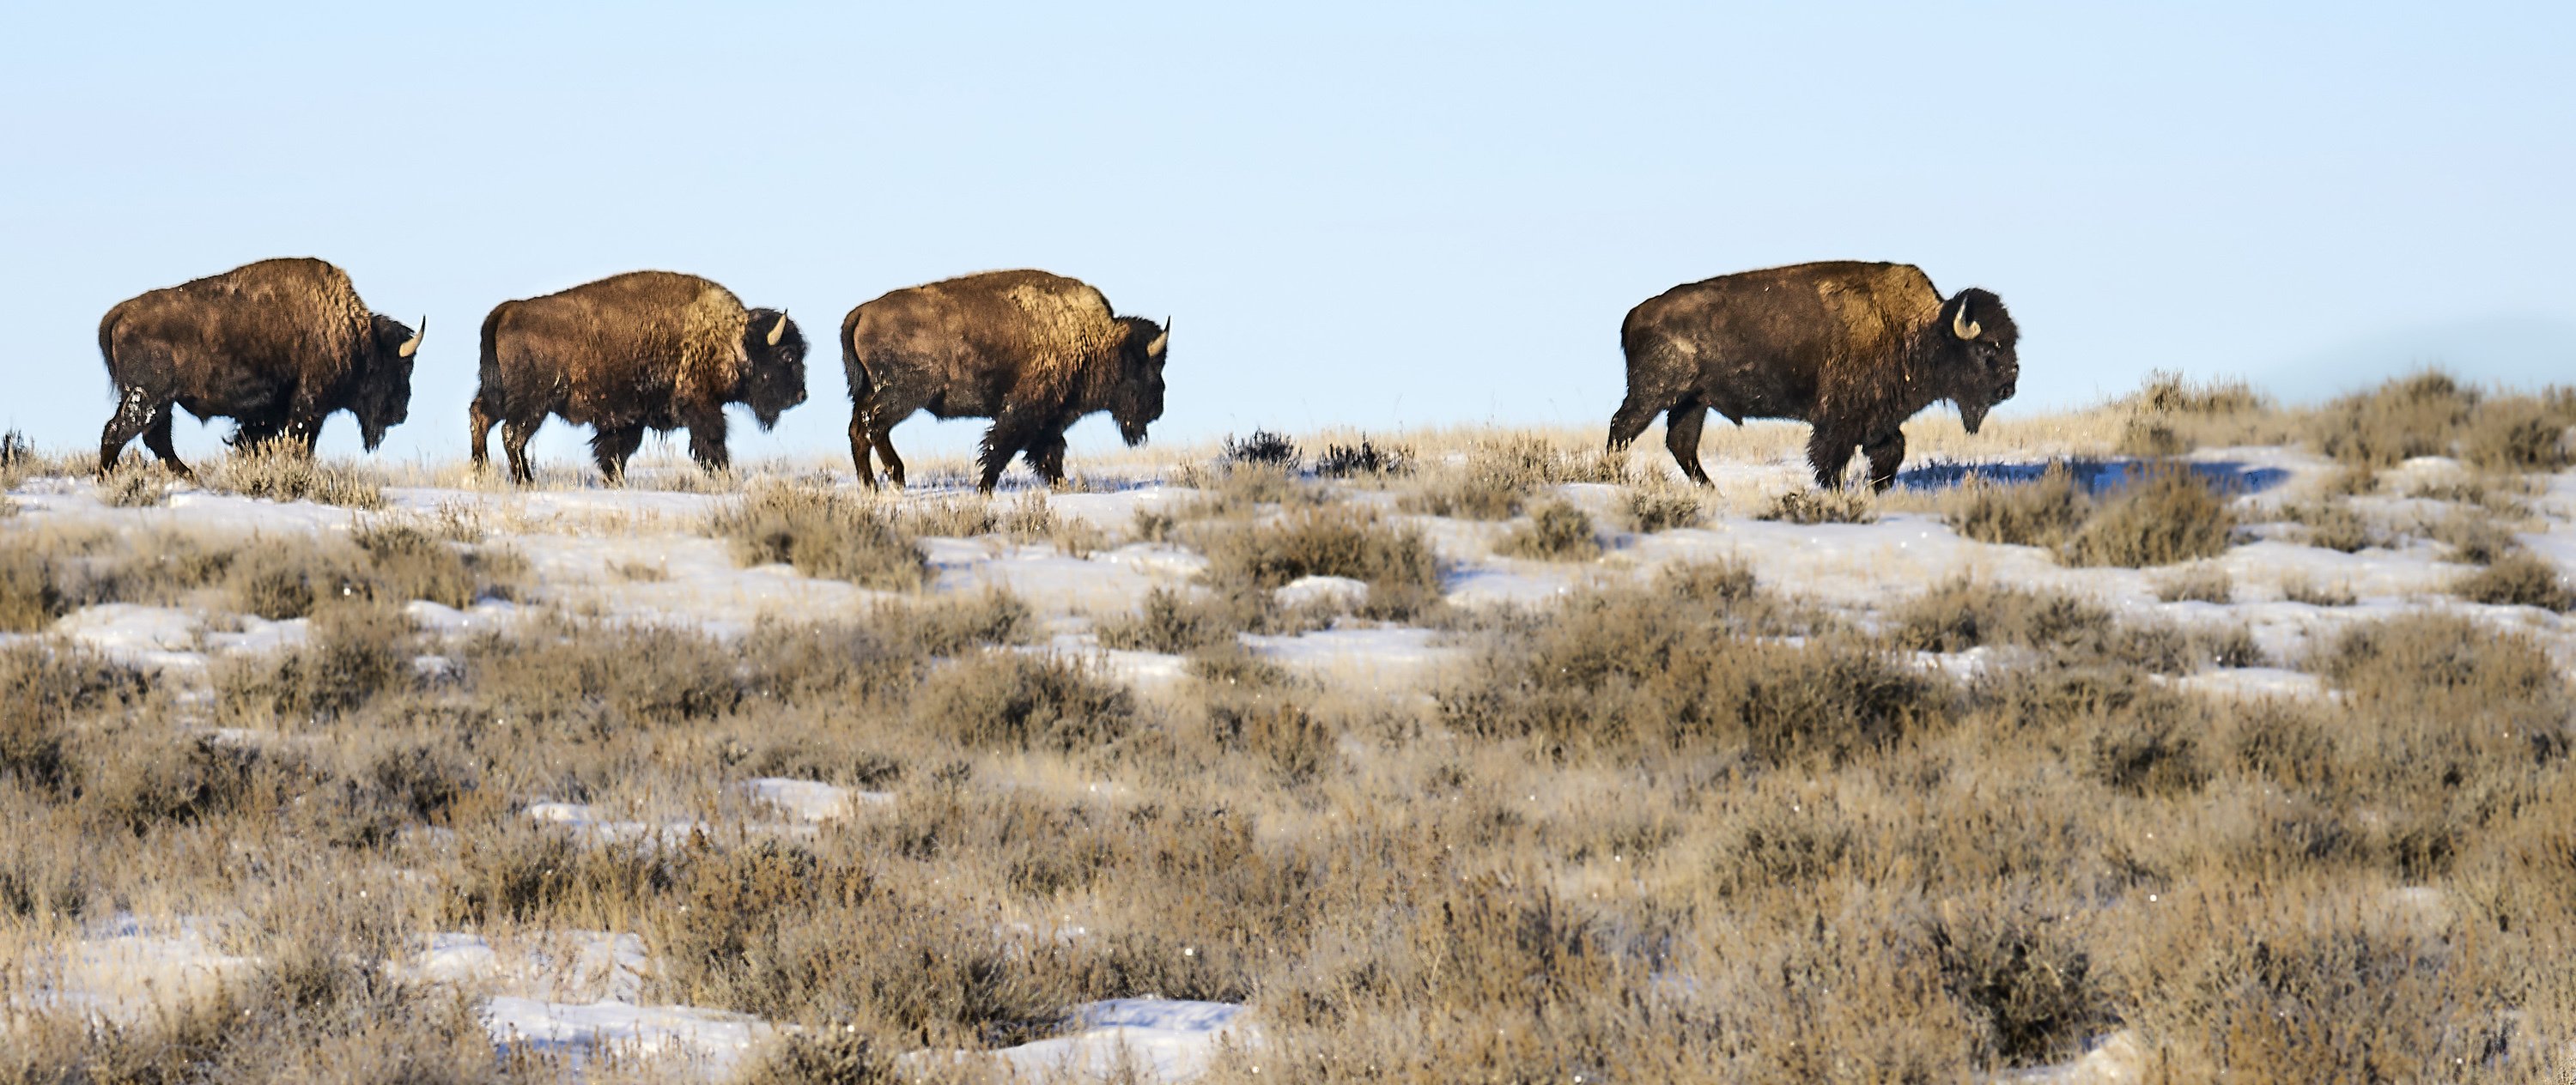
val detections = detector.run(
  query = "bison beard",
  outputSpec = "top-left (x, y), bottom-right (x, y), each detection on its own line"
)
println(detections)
top-left (1607, 261), bottom-right (2020, 491)
top-left (94, 258), bottom-right (421, 478)
top-left (469, 271), bottom-right (807, 484)
top-left (841, 270), bottom-right (1169, 493)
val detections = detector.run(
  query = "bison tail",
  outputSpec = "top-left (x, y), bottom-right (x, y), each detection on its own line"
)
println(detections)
top-left (475, 303), bottom-right (509, 410)
top-left (95, 305), bottom-right (123, 382)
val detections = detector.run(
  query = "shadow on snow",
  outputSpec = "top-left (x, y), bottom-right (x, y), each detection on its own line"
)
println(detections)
top-left (1892, 457), bottom-right (2291, 496)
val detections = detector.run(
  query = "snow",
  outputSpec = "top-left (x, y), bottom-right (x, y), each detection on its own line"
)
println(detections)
top-left (8, 914), bottom-right (258, 1022)
top-left (483, 996), bottom-right (776, 1076)
top-left (49, 603), bottom-right (307, 673)
top-left (920, 999), bottom-right (1255, 1083)
top-left (1273, 573), bottom-right (1369, 609)
top-left (524, 801), bottom-right (711, 847)
top-left (2002, 1030), bottom-right (2143, 1084)
top-left (738, 778), bottom-right (892, 822)
top-left (1240, 625), bottom-right (1454, 687)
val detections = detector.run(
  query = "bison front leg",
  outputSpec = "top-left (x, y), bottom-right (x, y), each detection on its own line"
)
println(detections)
top-left (1607, 393), bottom-right (1662, 453)
top-left (1663, 405), bottom-right (1712, 486)
top-left (1028, 433), bottom-right (1070, 488)
top-left (1806, 427), bottom-right (1860, 490)
top-left (592, 426), bottom-right (645, 484)
top-left (1862, 430), bottom-right (1906, 493)
top-left (685, 414), bottom-right (731, 474)
top-left (98, 385), bottom-right (161, 477)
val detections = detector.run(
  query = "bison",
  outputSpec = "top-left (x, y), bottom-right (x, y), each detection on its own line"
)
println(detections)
top-left (1608, 261), bottom-right (2019, 490)
top-left (470, 271), bottom-right (808, 483)
top-left (96, 257), bottom-right (422, 477)
top-left (841, 270), bottom-right (1168, 493)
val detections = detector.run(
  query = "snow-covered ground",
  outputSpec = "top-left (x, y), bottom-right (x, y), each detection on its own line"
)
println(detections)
top-left (7, 437), bottom-right (2573, 1082)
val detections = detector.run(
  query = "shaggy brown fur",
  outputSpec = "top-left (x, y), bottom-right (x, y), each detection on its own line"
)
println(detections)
top-left (841, 270), bottom-right (1168, 492)
top-left (469, 271), bottom-right (807, 483)
top-left (1609, 261), bottom-right (2020, 489)
top-left (95, 258), bottom-right (421, 477)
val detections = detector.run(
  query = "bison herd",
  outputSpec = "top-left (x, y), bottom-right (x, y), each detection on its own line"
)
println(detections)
top-left (93, 258), bottom-right (2016, 492)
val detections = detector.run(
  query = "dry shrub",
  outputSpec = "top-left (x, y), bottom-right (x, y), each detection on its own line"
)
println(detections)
top-left (1929, 896), bottom-right (2111, 1065)
top-left (1206, 695), bottom-right (1340, 784)
top-left (97, 457), bottom-right (172, 507)
top-left (1, 643), bottom-right (148, 792)
top-left (1944, 464), bottom-right (2086, 548)
top-left (709, 482), bottom-right (927, 590)
top-left (2312, 370), bottom-right (2576, 471)
top-left (2428, 509), bottom-right (2519, 565)
top-left (2286, 499), bottom-right (2375, 552)
top-left (2280, 573), bottom-right (2357, 607)
top-left (2058, 466), bottom-right (2235, 567)
top-left (1758, 487), bottom-right (1876, 524)
top-left (1398, 471), bottom-right (1524, 519)
top-left (1401, 435), bottom-right (1628, 520)
top-left (222, 530), bottom-right (520, 620)
top-left (1496, 499), bottom-right (1601, 561)
top-left (1440, 567), bottom-right (1909, 761)
top-left (1314, 438), bottom-right (1412, 478)
top-left (460, 618), bottom-right (742, 730)
top-left (1623, 483), bottom-right (1705, 533)
top-left (2452, 550), bottom-right (2574, 612)
top-left (1201, 506), bottom-right (1441, 619)
top-left (1097, 585), bottom-right (1262, 655)
top-left (2151, 562), bottom-right (2233, 603)
top-left (2117, 370), bottom-right (2285, 455)
top-left (0, 542), bottom-right (67, 632)
top-left (899, 495), bottom-right (999, 538)
top-left (910, 650), bottom-right (1134, 752)
top-left (1893, 579), bottom-right (2194, 672)
top-left (1221, 429), bottom-right (1300, 468)
top-left (204, 439), bottom-right (386, 509)
top-left (214, 600), bottom-right (416, 724)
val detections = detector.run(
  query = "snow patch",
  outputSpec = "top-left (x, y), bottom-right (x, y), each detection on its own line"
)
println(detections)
top-left (738, 778), bottom-right (892, 823)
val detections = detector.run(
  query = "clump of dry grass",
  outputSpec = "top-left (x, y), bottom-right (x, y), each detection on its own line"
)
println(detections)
top-left (708, 482), bottom-right (927, 590)
top-left (2283, 499), bottom-right (2377, 553)
top-left (2280, 573), bottom-right (2358, 607)
top-left (1495, 499), bottom-right (1601, 561)
top-left (2451, 550), bottom-right (2574, 612)
top-left (2427, 508), bottom-right (2520, 565)
top-left (1892, 578), bottom-right (2195, 672)
top-left (215, 600), bottom-right (417, 725)
top-left (2116, 370), bottom-right (2287, 455)
top-left (1622, 482), bottom-right (1706, 533)
top-left (204, 439), bottom-right (386, 509)
top-left (1097, 585), bottom-right (1264, 655)
top-left (1220, 429), bottom-right (1300, 469)
top-left (1400, 434), bottom-right (1630, 520)
top-left (2057, 466), bottom-right (2236, 567)
top-left (2312, 370), bottom-right (2576, 471)
top-left (1757, 487), bottom-right (1876, 524)
top-left (96, 457), bottom-right (172, 507)
top-left (0, 544), bottom-right (67, 633)
top-left (223, 529), bottom-right (525, 621)
top-left (2151, 562), bottom-right (2233, 603)
top-left (1200, 506), bottom-right (1442, 619)
top-left (1943, 464), bottom-right (2087, 549)
top-left (911, 651), bottom-right (1134, 753)
top-left (1313, 438), bottom-right (1412, 479)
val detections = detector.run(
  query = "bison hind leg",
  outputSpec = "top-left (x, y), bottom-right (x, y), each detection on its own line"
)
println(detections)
top-left (1028, 433), bottom-right (1070, 487)
top-left (501, 416), bottom-right (540, 486)
top-left (469, 394), bottom-right (499, 469)
top-left (141, 401), bottom-right (191, 480)
top-left (1607, 393), bottom-right (1662, 452)
top-left (1663, 405), bottom-right (1712, 486)
top-left (98, 385), bottom-right (160, 477)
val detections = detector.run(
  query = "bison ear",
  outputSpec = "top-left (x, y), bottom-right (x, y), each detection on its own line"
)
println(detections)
top-left (1951, 299), bottom-right (1981, 342)
top-left (398, 317), bottom-right (426, 359)
top-left (767, 312), bottom-right (789, 348)
top-left (1146, 318), bottom-right (1170, 360)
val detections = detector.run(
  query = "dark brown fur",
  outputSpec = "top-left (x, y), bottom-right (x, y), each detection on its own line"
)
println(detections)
top-left (841, 270), bottom-right (1168, 492)
top-left (95, 258), bottom-right (420, 477)
top-left (469, 271), bottom-right (807, 483)
top-left (1608, 261), bottom-right (2020, 490)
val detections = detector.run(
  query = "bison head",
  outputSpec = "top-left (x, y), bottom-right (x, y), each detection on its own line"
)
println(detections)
top-left (738, 309), bottom-right (809, 431)
top-left (354, 314), bottom-right (423, 451)
top-left (1938, 288), bottom-right (2018, 435)
top-left (1112, 317), bottom-right (1170, 446)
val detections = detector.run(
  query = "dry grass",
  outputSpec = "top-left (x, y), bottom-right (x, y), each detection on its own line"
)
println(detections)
top-left (1494, 499), bottom-right (1601, 561)
top-left (1756, 488), bottom-right (1876, 524)
top-left (5, 388), bottom-right (2576, 1082)
top-left (2453, 550), bottom-right (2576, 612)
top-left (2058, 466), bottom-right (2238, 568)
top-left (2312, 371), bottom-right (2576, 470)
top-left (203, 440), bottom-right (387, 510)
top-left (708, 482), bottom-right (928, 590)
top-left (2151, 562), bottom-right (2233, 604)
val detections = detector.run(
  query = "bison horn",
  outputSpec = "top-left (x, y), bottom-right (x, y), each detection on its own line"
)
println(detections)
top-left (1952, 299), bottom-right (1981, 341)
top-left (1146, 318), bottom-right (1170, 358)
top-left (398, 318), bottom-right (426, 359)
top-left (767, 312), bottom-right (789, 347)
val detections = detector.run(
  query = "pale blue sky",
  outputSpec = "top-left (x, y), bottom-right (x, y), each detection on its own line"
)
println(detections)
top-left (4, 3), bottom-right (2571, 464)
